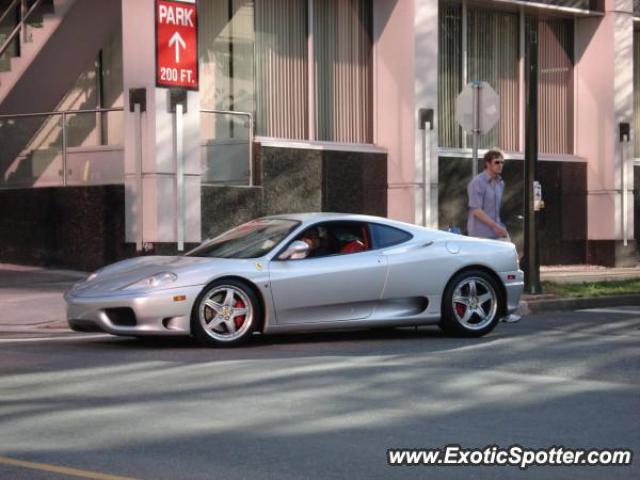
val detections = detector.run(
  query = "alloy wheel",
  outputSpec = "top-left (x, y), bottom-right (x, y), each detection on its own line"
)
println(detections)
top-left (451, 276), bottom-right (498, 331)
top-left (198, 285), bottom-right (254, 342)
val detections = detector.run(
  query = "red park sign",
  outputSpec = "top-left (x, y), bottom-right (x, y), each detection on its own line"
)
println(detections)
top-left (156, 0), bottom-right (198, 90)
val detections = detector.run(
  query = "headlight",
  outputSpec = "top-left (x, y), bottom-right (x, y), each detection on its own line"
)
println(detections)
top-left (86, 267), bottom-right (105, 282)
top-left (121, 272), bottom-right (178, 290)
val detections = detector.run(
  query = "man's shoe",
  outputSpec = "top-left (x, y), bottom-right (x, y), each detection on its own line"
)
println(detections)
top-left (501, 314), bottom-right (521, 323)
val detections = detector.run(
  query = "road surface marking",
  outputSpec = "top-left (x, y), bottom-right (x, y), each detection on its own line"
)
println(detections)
top-left (578, 308), bottom-right (640, 315)
top-left (0, 334), bottom-right (111, 344)
top-left (0, 455), bottom-right (137, 480)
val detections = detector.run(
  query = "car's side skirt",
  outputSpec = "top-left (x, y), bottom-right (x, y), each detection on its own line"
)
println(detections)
top-left (262, 314), bottom-right (442, 335)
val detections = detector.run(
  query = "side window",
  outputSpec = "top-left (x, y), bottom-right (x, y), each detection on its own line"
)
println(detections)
top-left (291, 222), bottom-right (370, 259)
top-left (329, 222), bottom-right (370, 255)
top-left (370, 223), bottom-right (413, 249)
top-left (292, 225), bottom-right (336, 258)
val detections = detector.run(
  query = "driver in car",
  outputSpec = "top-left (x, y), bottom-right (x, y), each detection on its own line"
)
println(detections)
top-left (297, 227), bottom-right (331, 258)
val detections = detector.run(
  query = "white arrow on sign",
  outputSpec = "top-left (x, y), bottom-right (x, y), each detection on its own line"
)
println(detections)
top-left (169, 31), bottom-right (186, 63)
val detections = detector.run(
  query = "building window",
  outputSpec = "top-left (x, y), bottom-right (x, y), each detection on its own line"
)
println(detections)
top-left (438, 1), bottom-right (463, 149)
top-left (438, 2), bottom-right (519, 152)
top-left (255, 0), bottom-right (308, 139)
top-left (536, 16), bottom-right (574, 155)
top-left (438, 1), bottom-right (575, 155)
top-left (200, 0), bottom-right (373, 144)
top-left (466, 7), bottom-right (519, 151)
top-left (313, 0), bottom-right (373, 143)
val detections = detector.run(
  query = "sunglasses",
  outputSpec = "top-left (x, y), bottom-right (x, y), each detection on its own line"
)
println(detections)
top-left (492, 160), bottom-right (504, 165)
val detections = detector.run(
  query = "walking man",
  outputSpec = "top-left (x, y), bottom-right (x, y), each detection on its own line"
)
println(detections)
top-left (467, 150), bottom-right (509, 240)
top-left (467, 150), bottom-right (520, 322)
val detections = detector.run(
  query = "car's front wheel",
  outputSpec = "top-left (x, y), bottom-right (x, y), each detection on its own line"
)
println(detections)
top-left (191, 280), bottom-right (261, 347)
top-left (440, 269), bottom-right (501, 337)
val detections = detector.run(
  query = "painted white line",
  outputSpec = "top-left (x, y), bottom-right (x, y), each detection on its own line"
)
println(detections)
top-left (578, 308), bottom-right (640, 315)
top-left (0, 334), bottom-right (112, 344)
top-left (0, 455), bottom-right (137, 480)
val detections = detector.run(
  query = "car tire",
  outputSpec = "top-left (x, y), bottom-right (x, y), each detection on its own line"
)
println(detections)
top-left (440, 269), bottom-right (502, 337)
top-left (191, 279), bottom-right (262, 347)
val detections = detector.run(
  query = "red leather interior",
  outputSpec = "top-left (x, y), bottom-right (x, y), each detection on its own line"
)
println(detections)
top-left (340, 240), bottom-right (366, 254)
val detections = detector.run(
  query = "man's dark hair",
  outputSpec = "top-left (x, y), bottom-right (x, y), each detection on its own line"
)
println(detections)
top-left (484, 150), bottom-right (503, 165)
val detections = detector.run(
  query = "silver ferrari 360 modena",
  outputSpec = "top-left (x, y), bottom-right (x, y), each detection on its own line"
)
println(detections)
top-left (65, 213), bottom-right (524, 346)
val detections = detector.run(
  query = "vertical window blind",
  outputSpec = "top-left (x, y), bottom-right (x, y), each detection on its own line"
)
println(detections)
top-left (438, 1), bottom-right (463, 148)
top-left (314, 0), bottom-right (373, 143)
top-left (438, 3), bottom-right (519, 151)
top-left (467, 7), bottom-right (519, 151)
top-left (199, 0), bottom-right (372, 143)
top-left (438, 1), bottom-right (575, 155)
top-left (199, 0), bottom-right (255, 113)
top-left (255, 0), bottom-right (308, 139)
top-left (537, 17), bottom-right (574, 155)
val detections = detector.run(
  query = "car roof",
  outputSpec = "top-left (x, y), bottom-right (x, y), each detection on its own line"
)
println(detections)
top-left (263, 212), bottom-right (423, 232)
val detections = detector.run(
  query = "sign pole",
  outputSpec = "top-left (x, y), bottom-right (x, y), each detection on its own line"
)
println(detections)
top-left (620, 122), bottom-right (630, 246)
top-left (524, 19), bottom-right (541, 294)
top-left (176, 102), bottom-right (185, 252)
top-left (472, 81), bottom-right (480, 177)
top-left (135, 103), bottom-right (144, 252)
top-left (418, 108), bottom-right (434, 228)
top-left (155, 0), bottom-right (198, 251)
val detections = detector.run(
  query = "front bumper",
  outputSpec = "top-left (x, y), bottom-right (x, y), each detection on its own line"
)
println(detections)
top-left (65, 285), bottom-right (203, 336)
top-left (499, 270), bottom-right (525, 315)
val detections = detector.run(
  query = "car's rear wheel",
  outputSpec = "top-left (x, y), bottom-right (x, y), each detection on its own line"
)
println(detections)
top-left (440, 269), bottom-right (501, 337)
top-left (191, 280), bottom-right (261, 347)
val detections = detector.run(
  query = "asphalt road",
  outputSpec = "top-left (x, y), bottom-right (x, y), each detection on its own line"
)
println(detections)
top-left (0, 308), bottom-right (638, 480)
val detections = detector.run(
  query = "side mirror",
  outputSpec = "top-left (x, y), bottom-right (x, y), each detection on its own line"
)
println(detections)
top-left (279, 240), bottom-right (310, 260)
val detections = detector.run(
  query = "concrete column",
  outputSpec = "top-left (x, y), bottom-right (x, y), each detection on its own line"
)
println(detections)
top-left (414, 0), bottom-right (439, 229)
top-left (575, 0), bottom-right (636, 265)
top-left (373, 0), bottom-right (438, 226)
top-left (373, 0), bottom-right (416, 223)
top-left (122, 0), bottom-right (201, 247)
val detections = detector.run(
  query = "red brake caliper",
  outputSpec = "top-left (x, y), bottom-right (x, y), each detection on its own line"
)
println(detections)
top-left (234, 299), bottom-right (246, 328)
top-left (455, 303), bottom-right (466, 317)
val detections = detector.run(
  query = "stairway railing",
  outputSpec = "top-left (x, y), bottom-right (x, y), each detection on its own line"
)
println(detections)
top-left (0, 1), bottom-right (20, 28)
top-left (0, 0), bottom-right (45, 59)
top-left (0, 107), bottom-right (124, 188)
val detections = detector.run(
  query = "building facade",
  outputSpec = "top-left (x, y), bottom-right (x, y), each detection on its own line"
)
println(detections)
top-left (0, 0), bottom-right (638, 270)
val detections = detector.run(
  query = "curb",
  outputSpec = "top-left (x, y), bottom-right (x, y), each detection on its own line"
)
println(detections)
top-left (520, 294), bottom-right (640, 315)
top-left (0, 320), bottom-right (72, 334)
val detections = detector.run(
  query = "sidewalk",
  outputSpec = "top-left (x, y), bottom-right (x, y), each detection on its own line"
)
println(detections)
top-left (0, 263), bottom-right (638, 334)
top-left (0, 263), bottom-right (87, 334)
top-left (540, 265), bottom-right (640, 284)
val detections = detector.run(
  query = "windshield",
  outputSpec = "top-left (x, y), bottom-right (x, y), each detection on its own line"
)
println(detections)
top-left (185, 219), bottom-right (300, 259)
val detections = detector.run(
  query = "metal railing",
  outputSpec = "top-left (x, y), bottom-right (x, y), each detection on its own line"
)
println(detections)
top-left (200, 108), bottom-right (255, 186)
top-left (0, 107), bottom-right (254, 188)
top-left (0, 107), bottom-right (124, 188)
top-left (0, 0), bottom-right (46, 58)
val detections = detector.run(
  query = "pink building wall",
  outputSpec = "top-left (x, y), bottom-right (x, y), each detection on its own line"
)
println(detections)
top-left (373, 0), bottom-right (416, 223)
top-left (575, 0), bottom-right (635, 242)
